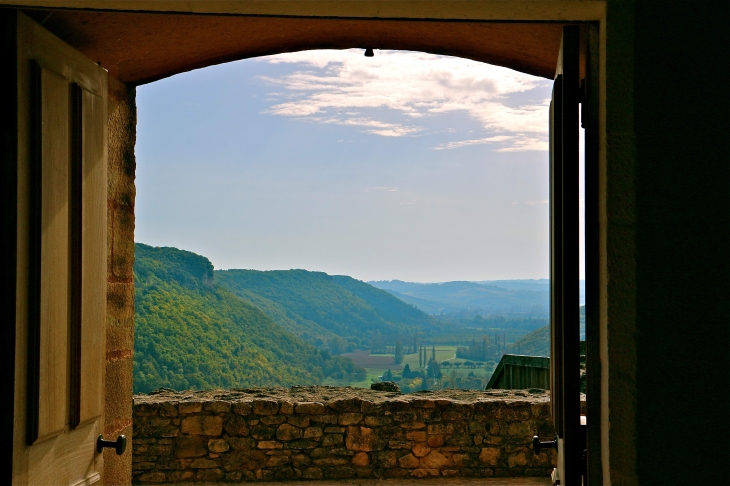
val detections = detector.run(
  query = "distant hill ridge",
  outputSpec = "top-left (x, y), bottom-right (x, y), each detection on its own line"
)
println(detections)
top-left (134, 244), bottom-right (364, 393)
top-left (216, 269), bottom-right (437, 353)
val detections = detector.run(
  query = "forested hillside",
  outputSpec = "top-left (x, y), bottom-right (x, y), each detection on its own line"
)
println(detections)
top-left (134, 244), bottom-right (364, 393)
top-left (216, 269), bottom-right (436, 353)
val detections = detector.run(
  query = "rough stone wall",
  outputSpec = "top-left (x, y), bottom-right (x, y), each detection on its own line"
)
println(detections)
top-left (105, 76), bottom-right (137, 485)
top-left (133, 389), bottom-right (561, 483)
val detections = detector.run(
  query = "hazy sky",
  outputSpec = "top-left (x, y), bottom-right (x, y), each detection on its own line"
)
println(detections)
top-left (135, 49), bottom-right (585, 282)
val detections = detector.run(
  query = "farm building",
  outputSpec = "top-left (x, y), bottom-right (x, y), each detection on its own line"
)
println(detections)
top-left (486, 355), bottom-right (550, 390)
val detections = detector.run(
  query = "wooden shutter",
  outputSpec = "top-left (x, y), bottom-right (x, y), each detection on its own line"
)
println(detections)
top-left (550, 25), bottom-right (581, 486)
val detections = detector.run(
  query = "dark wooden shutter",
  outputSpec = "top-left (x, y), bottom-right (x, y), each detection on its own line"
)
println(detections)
top-left (550, 25), bottom-right (581, 486)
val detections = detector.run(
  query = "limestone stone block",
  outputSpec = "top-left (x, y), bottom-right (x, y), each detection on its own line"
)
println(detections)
top-left (420, 450), bottom-right (451, 469)
top-left (388, 440), bottom-right (412, 449)
top-left (261, 415), bottom-right (287, 425)
top-left (224, 415), bottom-right (250, 436)
top-left (257, 441), bottom-right (283, 449)
top-left (364, 416), bottom-right (392, 427)
top-left (208, 439), bottom-right (230, 453)
top-left (322, 434), bottom-right (344, 446)
top-left (303, 426), bottom-right (323, 439)
top-left (324, 426), bottom-right (345, 433)
top-left (251, 424), bottom-right (276, 440)
top-left (479, 447), bottom-right (501, 466)
top-left (302, 467), bottom-right (323, 479)
top-left (158, 403), bottom-right (178, 417)
top-left (196, 469), bottom-right (223, 481)
top-left (166, 471), bottom-right (194, 482)
top-left (508, 451), bottom-right (528, 467)
top-left (329, 398), bottom-right (362, 412)
top-left (323, 466), bottom-right (355, 478)
top-left (138, 471), bottom-right (166, 482)
top-left (204, 401), bottom-right (231, 414)
top-left (352, 452), bottom-right (369, 467)
top-left (253, 400), bottom-right (279, 415)
top-left (181, 416), bottom-right (223, 436)
top-left (295, 402), bottom-right (325, 415)
top-left (310, 414), bottom-right (338, 424)
top-left (313, 457), bottom-right (350, 466)
top-left (221, 450), bottom-right (267, 471)
top-left (427, 435), bottom-right (446, 447)
top-left (345, 426), bottom-right (385, 452)
top-left (399, 453), bottom-right (420, 468)
top-left (228, 437), bottom-right (256, 450)
top-left (412, 443), bottom-right (431, 457)
top-left (233, 402), bottom-right (252, 416)
top-left (406, 431), bottom-right (426, 442)
top-left (178, 402), bottom-right (202, 414)
top-left (279, 401), bottom-right (294, 415)
top-left (291, 453), bottom-right (311, 467)
top-left (287, 415), bottom-right (310, 428)
top-left (277, 423), bottom-right (302, 441)
top-left (266, 455), bottom-right (290, 467)
top-left (338, 413), bottom-right (363, 425)
top-left (190, 458), bottom-right (218, 469)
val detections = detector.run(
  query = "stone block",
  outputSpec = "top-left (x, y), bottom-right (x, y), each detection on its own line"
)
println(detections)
top-left (208, 439), bottom-right (230, 453)
top-left (346, 426), bottom-right (385, 452)
top-left (178, 402), bottom-right (202, 414)
top-left (287, 415), bottom-right (310, 428)
top-left (158, 403), bottom-right (178, 418)
top-left (303, 426), bottom-right (323, 439)
top-left (228, 437), bottom-right (256, 450)
top-left (204, 401), bottom-right (231, 414)
top-left (181, 416), bottom-right (223, 436)
top-left (174, 438), bottom-right (206, 458)
top-left (329, 398), bottom-right (362, 412)
top-left (479, 447), bottom-right (501, 466)
top-left (138, 471), bottom-right (166, 482)
top-left (310, 414), bottom-right (338, 424)
top-left (233, 402), bottom-right (252, 416)
top-left (323, 466), bottom-right (356, 479)
top-left (190, 458), bottom-right (218, 469)
top-left (257, 441), bottom-right (283, 450)
top-left (261, 415), bottom-right (287, 425)
top-left (406, 431), bottom-right (427, 442)
top-left (302, 467), bottom-right (323, 479)
top-left (324, 426), bottom-right (345, 434)
top-left (224, 415), bottom-right (250, 436)
top-left (508, 451), bottom-right (528, 467)
top-left (251, 424), bottom-right (276, 440)
top-left (427, 435), bottom-right (446, 447)
top-left (388, 440), bottom-right (412, 449)
top-left (221, 450), bottom-right (268, 471)
top-left (412, 443), bottom-right (431, 457)
top-left (196, 469), bottom-right (223, 481)
top-left (166, 470), bottom-right (194, 482)
top-left (364, 416), bottom-right (392, 427)
top-left (399, 453), bottom-right (420, 468)
top-left (313, 457), bottom-right (350, 466)
top-left (277, 423), bottom-right (302, 441)
top-left (253, 400), bottom-right (279, 415)
top-left (284, 439), bottom-right (319, 450)
top-left (292, 454), bottom-right (310, 467)
top-left (279, 401), bottom-right (294, 415)
top-left (295, 402), bottom-right (325, 415)
top-left (266, 455), bottom-right (290, 467)
top-left (420, 450), bottom-right (452, 469)
top-left (339, 413), bottom-right (363, 425)
top-left (322, 434), bottom-right (344, 447)
top-left (352, 452), bottom-right (369, 467)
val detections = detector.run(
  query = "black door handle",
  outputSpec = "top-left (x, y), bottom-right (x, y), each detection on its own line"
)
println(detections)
top-left (532, 434), bottom-right (558, 455)
top-left (97, 434), bottom-right (127, 455)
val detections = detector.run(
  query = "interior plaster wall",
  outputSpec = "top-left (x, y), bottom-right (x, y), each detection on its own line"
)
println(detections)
top-left (104, 76), bottom-right (136, 485)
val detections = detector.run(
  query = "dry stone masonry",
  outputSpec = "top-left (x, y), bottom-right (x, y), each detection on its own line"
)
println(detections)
top-left (133, 387), bottom-right (563, 483)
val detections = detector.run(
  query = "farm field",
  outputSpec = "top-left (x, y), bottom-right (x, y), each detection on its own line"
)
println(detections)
top-left (339, 347), bottom-right (480, 389)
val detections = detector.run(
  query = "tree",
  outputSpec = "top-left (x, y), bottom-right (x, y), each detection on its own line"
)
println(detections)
top-left (432, 345), bottom-right (436, 361)
top-left (394, 341), bottom-right (403, 364)
top-left (383, 369), bottom-right (393, 381)
top-left (403, 364), bottom-right (411, 378)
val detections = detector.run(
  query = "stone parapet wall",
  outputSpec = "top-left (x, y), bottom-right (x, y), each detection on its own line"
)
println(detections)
top-left (133, 388), bottom-right (561, 483)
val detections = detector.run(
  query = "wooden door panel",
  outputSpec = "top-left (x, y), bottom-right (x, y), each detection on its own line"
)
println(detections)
top-left (15, 12), bottom-right (107, 486)
top-left (79, 87), bottom-right (106, 425)
top-left (37, 66), bottom-right (70, 442)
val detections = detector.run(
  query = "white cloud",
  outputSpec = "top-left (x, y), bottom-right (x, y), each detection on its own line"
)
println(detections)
top-left (258, 49), bottom-right (550, 149)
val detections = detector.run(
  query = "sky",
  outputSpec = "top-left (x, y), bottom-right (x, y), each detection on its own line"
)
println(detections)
top-left (135, 49), bottom-right (585, 282)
